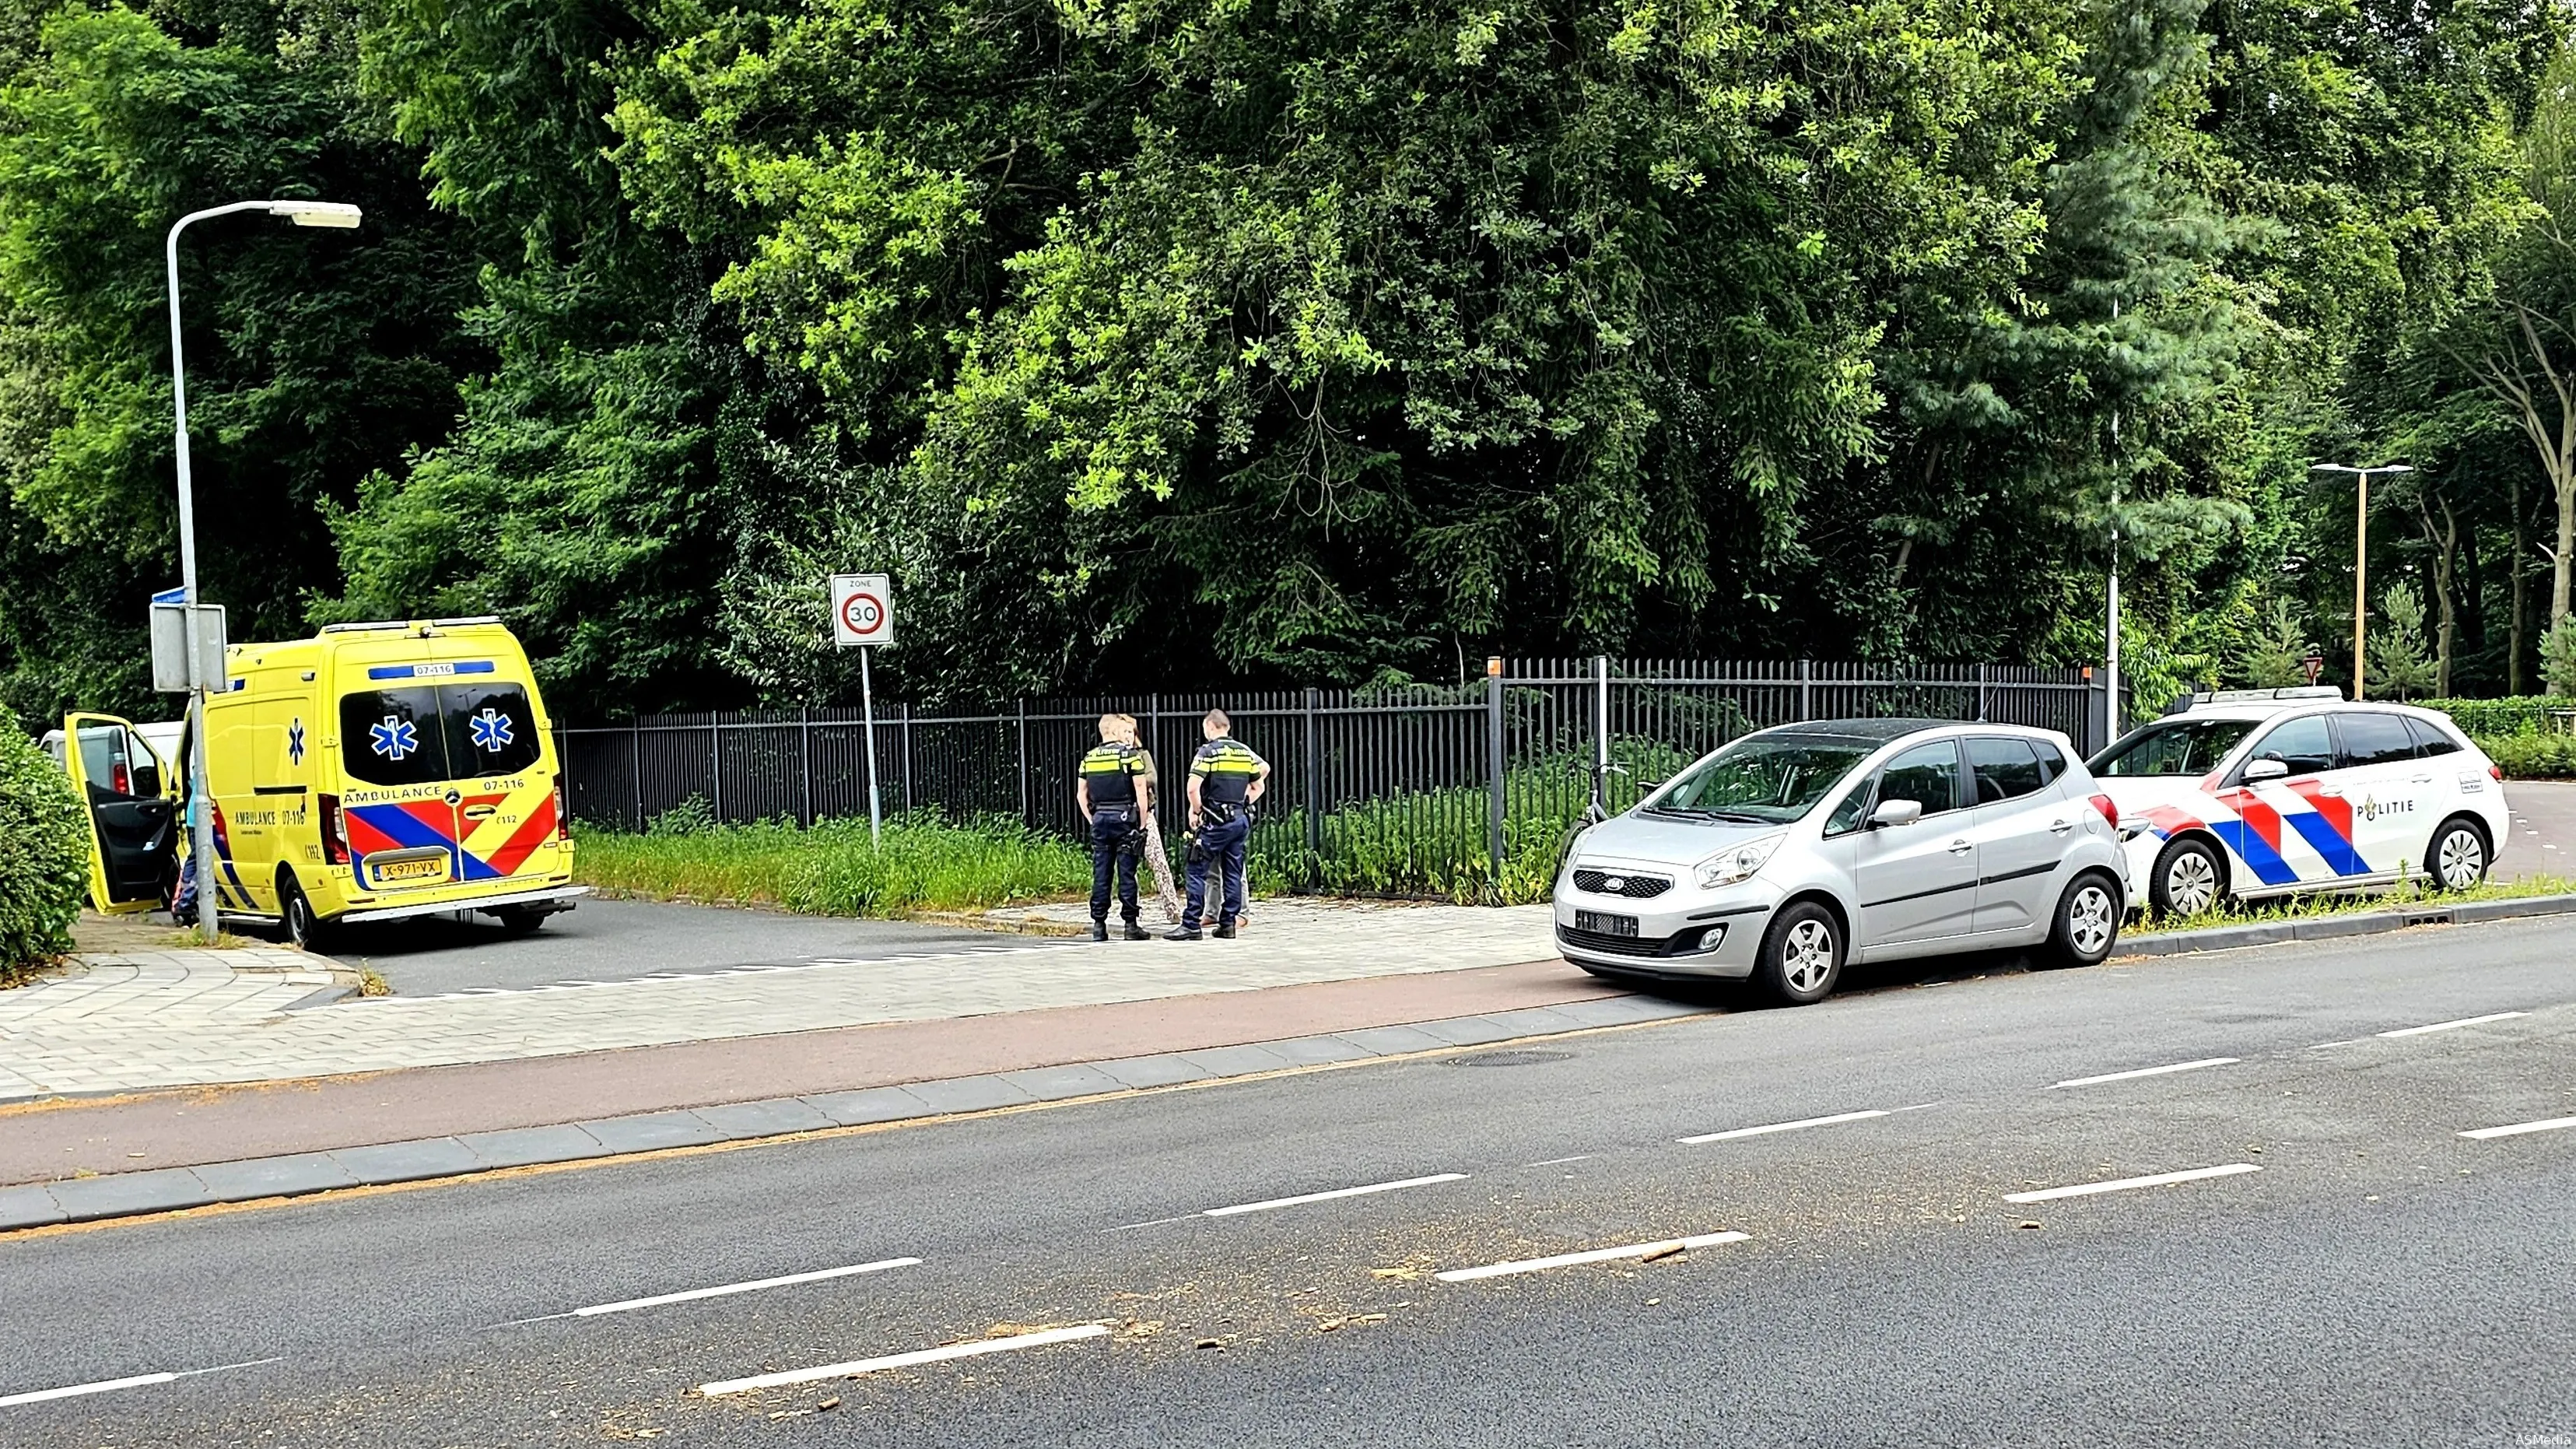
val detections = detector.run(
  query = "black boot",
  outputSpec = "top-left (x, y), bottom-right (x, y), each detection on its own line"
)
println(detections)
top-left (1163, 925), bottom-right (1201, 941)
top-left (1123, 921), bottom-right (1151, 941)
top-left (1091, 920), bottom-right (1109, 942)
top-left (1212, 921), bottom-right (1237, 939)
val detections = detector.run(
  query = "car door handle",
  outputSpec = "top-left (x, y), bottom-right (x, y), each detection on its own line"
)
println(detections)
top-left (2411, 775), bottom-right (2434, 784)
top-left (1947, 838), bottom-right (1972, 854)
top-left (2048, 818), bottom-right (2074, 834)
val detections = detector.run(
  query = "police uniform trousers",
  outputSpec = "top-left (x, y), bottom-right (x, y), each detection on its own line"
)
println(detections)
top-left (1181, 810), bottom-right (1250, 931)
top-left (1088, 809), bottom-right (1143, 924)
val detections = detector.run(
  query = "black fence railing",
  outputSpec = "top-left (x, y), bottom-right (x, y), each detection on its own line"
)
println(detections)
top-left (553, 658), bottom-right (2122, 893)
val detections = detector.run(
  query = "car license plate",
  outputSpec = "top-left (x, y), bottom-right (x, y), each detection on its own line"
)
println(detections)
top-left (1574, 910), bottom-right (1638, 936)
top-left (373, 857), bottom-right (448, 886)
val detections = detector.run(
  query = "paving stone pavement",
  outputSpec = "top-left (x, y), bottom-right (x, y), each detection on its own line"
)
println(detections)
top-left (0, 903), bottom-right (1558, 1100)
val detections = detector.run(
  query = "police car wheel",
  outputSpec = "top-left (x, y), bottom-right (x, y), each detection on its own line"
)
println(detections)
top-left (1754, 901), bottom-right (1843, 1006)
top-left (2149, 837), bottom-right (2225, 918)
top-left (2040, 872), bottom-right (2122, 968)
top-left (2427, 817), bottom-right (2490, 892)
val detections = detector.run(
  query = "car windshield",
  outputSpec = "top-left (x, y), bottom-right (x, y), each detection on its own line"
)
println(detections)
top-left (1644, 735), bottom-right (1873, 824)
top-left (2088, 718), bottom-right (2257, 777)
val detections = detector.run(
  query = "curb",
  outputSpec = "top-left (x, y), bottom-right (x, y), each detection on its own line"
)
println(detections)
top-left (2116, 891), bottom-right (2576, 958)
top-left (0, 994), bottom-right (1712, 1233)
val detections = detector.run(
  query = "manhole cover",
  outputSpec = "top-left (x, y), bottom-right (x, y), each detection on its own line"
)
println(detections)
top-left (1445, 1050), bottom-right (1574, 1068)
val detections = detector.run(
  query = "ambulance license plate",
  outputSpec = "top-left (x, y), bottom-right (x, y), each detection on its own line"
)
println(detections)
top-left (373, 857), bottom-right (448, 886)
top-left (1574, 910), bottom-right (1638, 937)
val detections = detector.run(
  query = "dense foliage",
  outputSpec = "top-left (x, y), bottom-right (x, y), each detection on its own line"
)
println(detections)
top-left (0, 702), bottom-right (87, 975)
top-left (4, 0), bottom-right (2574, 724)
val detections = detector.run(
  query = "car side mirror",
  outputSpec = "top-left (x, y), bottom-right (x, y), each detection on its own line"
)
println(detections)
top-left (1867, 798), bottom-right (1924, 830)
top-left (2242, 758), bottom-right (2289, 784)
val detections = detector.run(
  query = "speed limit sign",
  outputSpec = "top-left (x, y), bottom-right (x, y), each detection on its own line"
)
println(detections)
top-left (829, 574), bottom-right (893, 648)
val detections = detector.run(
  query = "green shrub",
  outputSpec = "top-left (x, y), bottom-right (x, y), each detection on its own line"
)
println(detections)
top-left (1, 708), bottom-right (89, 980)
top-left (2421, 697), bottom-right (2576, 738)
top-left (2480, 732), bottom-right (2576, 780)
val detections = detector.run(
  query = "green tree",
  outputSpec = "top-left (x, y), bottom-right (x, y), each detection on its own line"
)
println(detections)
top-left (0, 0), bottom-right (481, 721)
top-left (2368, 581), bottom-right (2441, 699)
top-left (0, 703), bottom-right (86, 977)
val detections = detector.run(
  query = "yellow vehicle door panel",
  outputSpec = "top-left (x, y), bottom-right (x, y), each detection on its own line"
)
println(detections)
top-left (59, 712), bottom-right (177, 914)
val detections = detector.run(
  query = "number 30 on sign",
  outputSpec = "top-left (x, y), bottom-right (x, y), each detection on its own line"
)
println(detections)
top-left (829, 574), bottom-right (894, 648)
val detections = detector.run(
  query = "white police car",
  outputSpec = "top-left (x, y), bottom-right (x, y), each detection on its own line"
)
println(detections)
top-left (2087, 688), bottom-right (2510, 916)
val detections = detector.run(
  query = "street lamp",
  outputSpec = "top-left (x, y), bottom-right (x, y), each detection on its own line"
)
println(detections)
top-left (2309, 461), bottom-right (2411, 702)
top-left (166, 199), bottom-right (362, 942)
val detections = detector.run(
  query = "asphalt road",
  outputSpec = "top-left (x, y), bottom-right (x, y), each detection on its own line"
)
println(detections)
top-left (311, 898), bottom-right (1058, 995)
top-left (2506, 778), bottom-right (2576, 880)
top-left (3, 918), bottom-right (2571, 1446)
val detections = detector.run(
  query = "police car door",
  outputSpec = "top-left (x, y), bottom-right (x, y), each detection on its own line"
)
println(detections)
top-left (2227, 714), bottom-right (2363, 886)
top-left (2330, 711), bottom-right (2427, 875)
top-left (59, 713), bottom-right (178, 913)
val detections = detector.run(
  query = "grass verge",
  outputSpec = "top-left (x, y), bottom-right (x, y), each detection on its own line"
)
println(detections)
top-left (574, 810), bottom-right (1089, 917)
top-left (2126, 871), bottom-right (2576, 938)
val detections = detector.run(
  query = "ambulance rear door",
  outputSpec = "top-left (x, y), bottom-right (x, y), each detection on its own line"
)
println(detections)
top-left (59, 712), bottom-right (178, 912)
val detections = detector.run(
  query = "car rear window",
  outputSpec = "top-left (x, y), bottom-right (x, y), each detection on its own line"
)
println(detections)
top-left (2404, 716), bottom-right (2462, 758)
top-left (340, 683), bottom-right (542, 787)
top-left (1967, 737), bottom-right (2047, 804)
top-left (2336, 711), bottom-right (2420, 769)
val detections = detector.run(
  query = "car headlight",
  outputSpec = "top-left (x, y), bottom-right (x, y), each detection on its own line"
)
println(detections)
top-left (1695, 832), bottom-right (1785, 889)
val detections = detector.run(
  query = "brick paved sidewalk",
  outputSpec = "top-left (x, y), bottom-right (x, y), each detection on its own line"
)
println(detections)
top-left (0, 902), bottom-right (1556, 1100)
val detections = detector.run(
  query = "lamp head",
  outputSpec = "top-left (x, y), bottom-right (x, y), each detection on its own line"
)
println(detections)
top-left (272, 201), bottom-right (362, 229)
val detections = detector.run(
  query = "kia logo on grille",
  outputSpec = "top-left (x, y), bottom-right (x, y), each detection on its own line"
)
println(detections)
top-left (1601, 877), bottom-right (1626, 892)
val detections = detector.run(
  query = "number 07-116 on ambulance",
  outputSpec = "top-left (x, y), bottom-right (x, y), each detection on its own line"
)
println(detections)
top-left (46, 617), bottom-right (586, 949)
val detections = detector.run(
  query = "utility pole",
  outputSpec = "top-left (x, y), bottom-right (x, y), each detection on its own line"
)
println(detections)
top-left (166, 199), bottom-right (362, 942)
top-left (2311, 462), bottom-right (2413, 700)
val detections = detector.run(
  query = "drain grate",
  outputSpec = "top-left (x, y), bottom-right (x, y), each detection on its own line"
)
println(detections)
top-left (1445, 1050), bottom-right (1575, 1068)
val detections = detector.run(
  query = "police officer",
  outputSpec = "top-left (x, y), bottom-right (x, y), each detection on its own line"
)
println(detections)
top-left (1076, 714), bottom-right (1152, 942)
top-left (1166, 709), bottom-right (1269, 940)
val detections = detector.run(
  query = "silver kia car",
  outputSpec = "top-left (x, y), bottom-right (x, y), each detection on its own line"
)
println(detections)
top-left (1554, 719), bottom-right (2129, 1004)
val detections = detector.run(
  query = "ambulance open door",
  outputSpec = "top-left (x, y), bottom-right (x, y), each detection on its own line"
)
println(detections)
top-left (58, 713), bottom-right (178, 913)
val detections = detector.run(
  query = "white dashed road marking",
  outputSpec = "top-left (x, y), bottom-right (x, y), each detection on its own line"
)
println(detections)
top-left (1436, 1232), bottom-right (1751, 1282)
top-left (550, 1258), bottom-right (920, 1321)
top-left (0, 1359), bottom-right (278, 1411)
top-left (1678, 1110), bottom-right (1890, 1144)
top-left (2459, 1116), bottom-right (2576, 1140)
top-left (2052, 1058), bottom-right (2239, 1089)
top-left (696, 1324), bottom-right (1109, 1396)
top-left (2003, 1163), bottom-right (2262, 1204)
top-left (2379, 1012), bottom-right (2525, 1038)
top-left (1204, 1174), bottom-right (1468, 1217)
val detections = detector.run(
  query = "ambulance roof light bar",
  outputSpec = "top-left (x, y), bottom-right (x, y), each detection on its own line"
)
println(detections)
top-left (319, 616), bottom-right (502, 635)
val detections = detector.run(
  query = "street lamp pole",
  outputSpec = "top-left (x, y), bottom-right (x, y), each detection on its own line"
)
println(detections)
top-left (166, 199), bottom-right (362, 942)
top-left (2311, 462), bottom-right (2412, 703)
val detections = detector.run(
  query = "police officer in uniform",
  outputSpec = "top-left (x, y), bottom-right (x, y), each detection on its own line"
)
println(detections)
top-left (1076, 714), bottom-right (1152, 942)
top-left (1166, 709), bottom-right (1269, 940)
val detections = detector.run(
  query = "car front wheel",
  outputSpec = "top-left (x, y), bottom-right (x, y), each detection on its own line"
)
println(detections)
top-left (2149, 836), bottom-right (2225, 918)
top-left (1754, 901), bottom-right (1844, 1006)
top-left (2041, 872), bottom-right (2122, 969)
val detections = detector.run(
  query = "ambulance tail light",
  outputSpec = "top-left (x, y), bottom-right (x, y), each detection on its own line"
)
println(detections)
top-left (552, 776), bottom-right (572, 842)
top-left (2088, 794), bottom-right (2119, 830)
top-left (318, 794), bottom-right (350, 866)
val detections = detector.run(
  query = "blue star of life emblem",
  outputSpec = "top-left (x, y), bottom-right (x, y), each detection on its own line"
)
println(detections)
top-left (286, 717), bottom-right (306, 766)
top-left (468, 707), bottom-right (514, 753)
top-left (369, 715), bottom-right (419, 762)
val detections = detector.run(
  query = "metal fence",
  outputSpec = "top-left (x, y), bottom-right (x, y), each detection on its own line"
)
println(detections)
top-left (554, 657), bottom-right (2120, 894)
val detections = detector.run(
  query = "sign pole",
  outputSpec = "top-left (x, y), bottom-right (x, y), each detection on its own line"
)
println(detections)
top-left (860, 646), bottom-right (882, 847)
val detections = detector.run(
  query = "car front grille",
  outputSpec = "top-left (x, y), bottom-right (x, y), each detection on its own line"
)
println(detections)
top-left (1554, 924), bottom-right (1676, 958)
top-left (1572, 869), bottom-right (1674, 900)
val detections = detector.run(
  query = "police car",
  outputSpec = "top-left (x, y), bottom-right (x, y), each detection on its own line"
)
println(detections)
top-left (2087, 687), bottom-right (2509, 916)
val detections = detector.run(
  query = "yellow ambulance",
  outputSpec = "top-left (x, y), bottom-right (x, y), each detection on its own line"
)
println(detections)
top-left (58, 617), bottom-right (584, 947)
